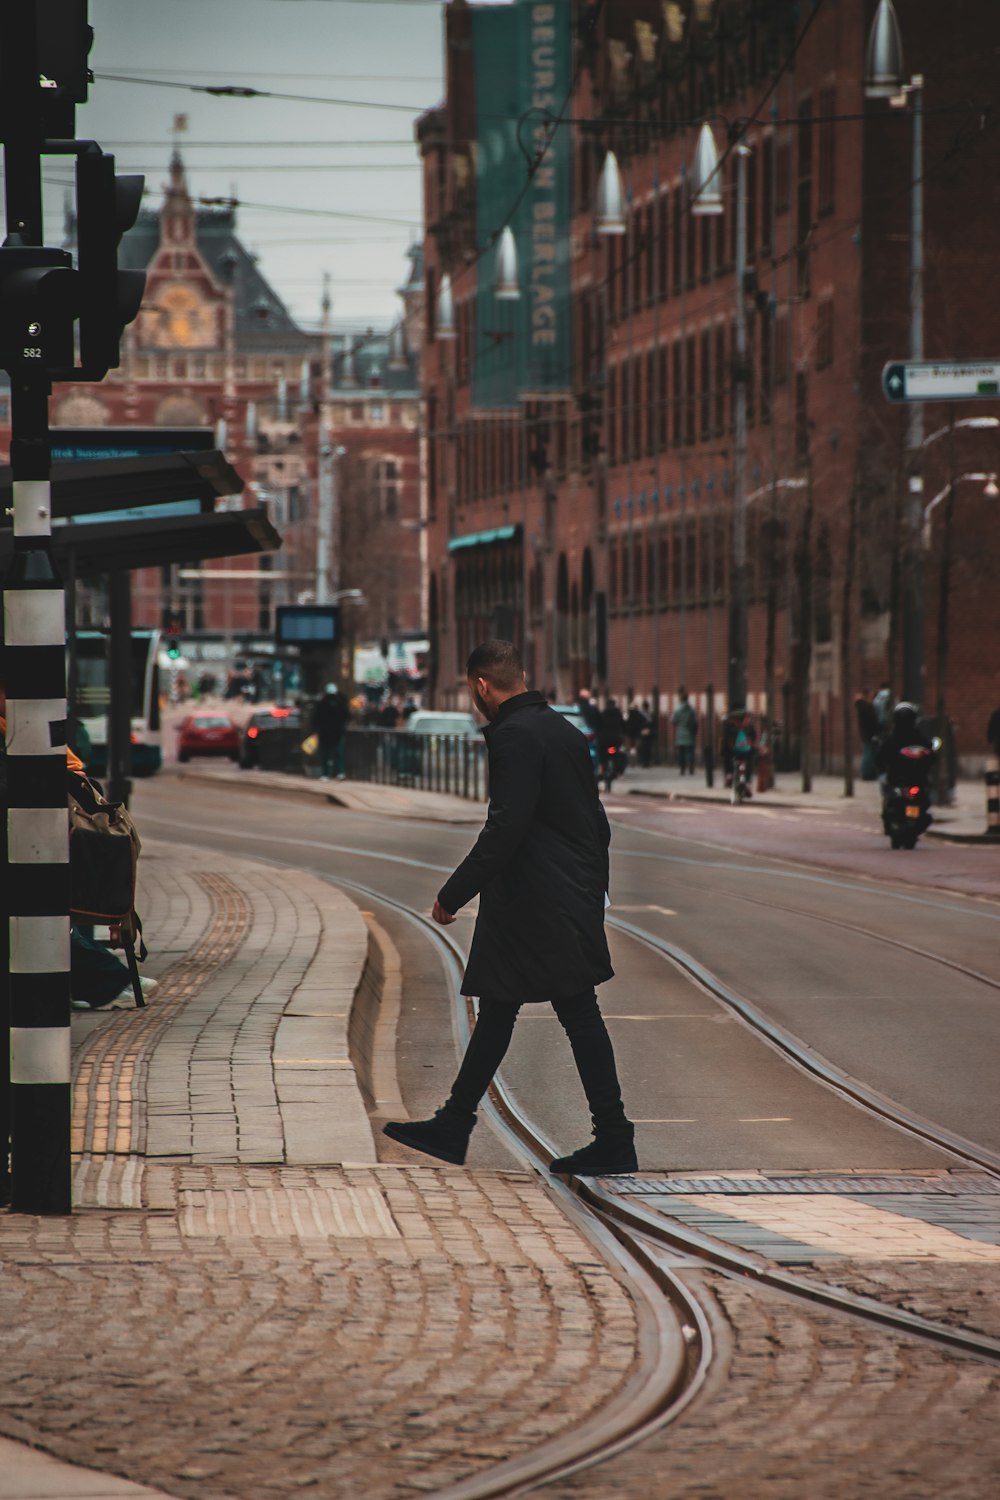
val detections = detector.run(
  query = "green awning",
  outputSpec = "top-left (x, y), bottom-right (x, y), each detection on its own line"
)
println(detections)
top-left (447, 524), bottom-right (521, 554)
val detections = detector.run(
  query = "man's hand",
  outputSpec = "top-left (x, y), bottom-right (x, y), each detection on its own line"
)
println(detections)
top-left (432, 899), bottom-right (457, 926)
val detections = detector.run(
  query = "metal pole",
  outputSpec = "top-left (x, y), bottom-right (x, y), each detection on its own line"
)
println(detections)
top-left (729, 143), bottom-right (750, 711)
top-left (106, 571), bottom-right (133, 807)
top-left (3, 0), bottom-right (72, 1215)
top-left (902, 77), bottom-right (925, 705)
top-left (934, 409), bottom-right (954, 807)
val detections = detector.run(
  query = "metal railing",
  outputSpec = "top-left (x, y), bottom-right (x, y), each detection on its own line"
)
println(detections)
top-left (343, 728), bottom-right (488, 801)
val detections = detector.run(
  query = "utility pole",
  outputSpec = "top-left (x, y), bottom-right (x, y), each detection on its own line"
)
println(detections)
top-left (1, 0), bottom-right (145, 1213)
top-left (728, 142), bottom-right (750, 712)
top-left (2, 1), bottom-right (72, 1215)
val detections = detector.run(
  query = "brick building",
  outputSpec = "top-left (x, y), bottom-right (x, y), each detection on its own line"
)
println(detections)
top-left (0, 153), bottom-right (423, 664)
top-left (419, 0), bottom-right (1000, 771)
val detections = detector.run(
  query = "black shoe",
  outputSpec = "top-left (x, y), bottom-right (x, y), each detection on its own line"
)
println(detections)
top-left (382, 1107), bottom-right (474, 1166)
top-left (549, 1128), bottom-right (638, 1176)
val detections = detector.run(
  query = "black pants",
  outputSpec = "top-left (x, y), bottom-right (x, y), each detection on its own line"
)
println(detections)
top-left (446, 990), bottom-right (631, 1134)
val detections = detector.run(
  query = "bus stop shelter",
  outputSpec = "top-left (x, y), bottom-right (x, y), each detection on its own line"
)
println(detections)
top-left (0, 449), bottom-right (281, 801)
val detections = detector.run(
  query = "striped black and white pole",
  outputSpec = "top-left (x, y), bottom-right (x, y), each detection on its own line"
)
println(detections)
top-left (986, 754), bottom-right (1000, 838)
top-left (4, 381), bottom-right (71, 1216)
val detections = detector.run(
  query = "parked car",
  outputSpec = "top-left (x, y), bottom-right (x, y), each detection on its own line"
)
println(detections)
top-left (176, 713), bottom-right (240, 764)
top-left (550, 704), bottom-right (600, 776)
top-left (406, 711), bottom-right (481, 738)
top-left (239, 706), bottom-right (302, 769)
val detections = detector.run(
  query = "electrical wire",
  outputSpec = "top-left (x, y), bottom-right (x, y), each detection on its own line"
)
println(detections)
top-left (93, 73), bottom-right (432, 113)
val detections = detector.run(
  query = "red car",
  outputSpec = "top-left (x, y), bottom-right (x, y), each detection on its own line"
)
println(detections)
top-left (177, 712), bottom-right (240, 763)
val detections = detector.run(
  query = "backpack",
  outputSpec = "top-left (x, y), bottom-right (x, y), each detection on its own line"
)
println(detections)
top-left (733, 726), bottom-right (751, 754)
top-left (68, 771), bottom-right (147, 998)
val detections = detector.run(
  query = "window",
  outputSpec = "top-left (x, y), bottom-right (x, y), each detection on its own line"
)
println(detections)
top-left (816, 295), bottom-right (834, 369)
top-left (608, 364), bottom-right (619, 466)
top-left (775, 138), bottom-right (791, 216)
top-left (714, 323), bottom-right (727, 435)
top-left (684, 335), bottom-right (696, 445)
top-left (761, 135), bottom-right (774, 256)
top-left (774, 315), bottom-right (790, 385)
top-left (818, 85), bottom-right (836, 217)
top-left (746, 148), bottom-right (758, 263)
top-left (646, 349), bottom-right (657, 456)
top-left (657, 192), bottom-right (669, 300)
top-left (657, 346), bottom-right (669, 449)
top-left (699, 328), bottom-right (711, 440)
top-left (795, 369), bottom-right (810, 463)
top-left (797, 96), bottom-right (813, 298)
top-left (671, 341), bottom-right (683, 447)
top-left (672, 185), bottom-right (683, 293)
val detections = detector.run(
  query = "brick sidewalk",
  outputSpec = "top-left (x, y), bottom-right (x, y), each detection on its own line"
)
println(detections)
top-left (4, 838), bottom-right (999, 1498)
top-left (0, 841), bottom-right (641, 1500)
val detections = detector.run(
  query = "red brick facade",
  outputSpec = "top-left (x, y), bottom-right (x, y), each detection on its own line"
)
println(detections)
top-left (419, 0), bottom-right (1000, 770)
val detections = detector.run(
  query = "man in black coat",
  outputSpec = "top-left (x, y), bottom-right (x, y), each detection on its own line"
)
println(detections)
top-left (383, 640), bottom-right (636, 1176)
top-left (312, 683), bottom-right (349, 780)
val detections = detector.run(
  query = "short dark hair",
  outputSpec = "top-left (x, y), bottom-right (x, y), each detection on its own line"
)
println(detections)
top-left (466, 639), bottom-right (524, 690)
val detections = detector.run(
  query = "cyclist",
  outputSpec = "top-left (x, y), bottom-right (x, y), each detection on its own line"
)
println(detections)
top-left (721, 709), bottom-right (756, 798)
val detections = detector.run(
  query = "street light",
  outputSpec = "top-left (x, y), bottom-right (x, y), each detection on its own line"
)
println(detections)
top-left (493, 226), bottom-right (520, 300)
top-left (436, 272), bottom-right (457, 339)
top-left (692, 120), bottom-right (751, 709)
top-left (594, 151), bottom-right (626, 235)
top-left (866, 0), bottom-right (925, 703)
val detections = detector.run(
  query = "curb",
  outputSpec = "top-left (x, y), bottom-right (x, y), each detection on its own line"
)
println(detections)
top-left (624, 784), bottom-right (994, 844)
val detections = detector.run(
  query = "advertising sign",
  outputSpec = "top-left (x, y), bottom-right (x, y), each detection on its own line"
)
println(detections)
top-left (472, 0), bottom-right (572, 409)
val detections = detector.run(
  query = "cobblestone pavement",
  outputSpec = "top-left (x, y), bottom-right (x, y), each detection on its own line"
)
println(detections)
top-left (540, 1271), bottom-right (1000, 1500)
top-left (5, 833), bottom-right (999, 1498)
top-left (0, 1165), bottom-right (637, 1500)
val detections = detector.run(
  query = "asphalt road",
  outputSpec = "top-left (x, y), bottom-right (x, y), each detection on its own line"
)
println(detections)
top-left (132, 774), bottom-right (1000, 1176)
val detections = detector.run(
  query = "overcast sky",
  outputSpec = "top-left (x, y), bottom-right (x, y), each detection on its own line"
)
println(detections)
top-left (47, 0), bottom-right (449, 331)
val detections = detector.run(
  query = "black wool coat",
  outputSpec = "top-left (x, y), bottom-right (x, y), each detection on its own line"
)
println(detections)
top-left (438, 691), bottom-right (613, 1004)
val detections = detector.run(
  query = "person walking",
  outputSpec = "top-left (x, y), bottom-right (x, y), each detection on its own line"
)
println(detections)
top-left (383, 640), bottom-right (637, 1176)
top-left (312, 683), bottom-right (349, 780)
top-left (597, 696), bottom-right (627, 790)
top-left (626, 700), bottom-right (652, 767)
top-left (854, 689), bottom-right (880, 781)
top-left (672, 687), bottom-right (698, 775)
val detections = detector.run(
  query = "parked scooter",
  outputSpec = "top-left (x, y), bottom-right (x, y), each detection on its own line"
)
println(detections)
top-left (881, 740), bottom-right (938, 849)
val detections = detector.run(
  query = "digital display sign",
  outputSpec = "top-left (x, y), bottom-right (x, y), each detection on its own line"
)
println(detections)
top-left (275, 605), bottom-right (341, 645)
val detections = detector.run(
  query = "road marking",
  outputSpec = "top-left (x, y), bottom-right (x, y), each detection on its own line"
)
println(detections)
top-left (739, 1117), bottom-right (792, 1123)
top-left (613, 904), bottom-right (677, 916)
top-left (633, 1118), bottom-right (697, 1124)
top-left (682, 1193), bottom-right (1000, 1260)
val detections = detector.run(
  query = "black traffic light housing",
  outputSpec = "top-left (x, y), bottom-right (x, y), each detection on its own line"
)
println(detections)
top-left (36, 0), bottom-right (93, 138)
top-left (0, 244), bottom-right (77, 377)
top-left (74, 148), bottom-right (146, 379)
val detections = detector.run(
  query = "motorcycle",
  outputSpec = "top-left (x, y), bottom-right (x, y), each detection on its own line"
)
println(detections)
top-left (601, 742), bottom-right (628, 792)
top-left (881, 741), bottom-right (937, 849)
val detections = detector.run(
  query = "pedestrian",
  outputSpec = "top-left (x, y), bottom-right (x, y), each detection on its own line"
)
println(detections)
top-left (625, 700), bottom-right (651, 766)
top-left (672, 687), bottom-right (698, 775)
top-left (576, 688), bottom-right (601, 736)
top-left (383, 640), bottom-right (637, 1176)
top-left (988, 705), bottom-right (1000, 758)
top-left (854, 689), bottom-right (880, 781)
top-left (872, 680), bottom-right (892, 733)
top-left (312, 683), bottom-right (349, 781)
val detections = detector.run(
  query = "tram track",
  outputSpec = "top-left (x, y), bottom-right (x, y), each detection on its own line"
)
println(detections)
top-left (323, 873), bottom-right (1000, 1499)
top-left (134, 801), bottom-right (1000, 1494)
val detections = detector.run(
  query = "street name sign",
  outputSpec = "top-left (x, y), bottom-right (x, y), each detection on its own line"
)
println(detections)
top-left (883, 360), bottom-right (1000, 403)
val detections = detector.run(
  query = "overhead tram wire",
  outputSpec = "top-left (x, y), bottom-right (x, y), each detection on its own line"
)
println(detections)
top-left (93, 73), bottom-right (432, 113)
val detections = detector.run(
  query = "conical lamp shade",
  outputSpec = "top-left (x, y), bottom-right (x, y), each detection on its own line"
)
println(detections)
top-left (436, 272), bottom-right (457, 340)
top-left (494, 226), bottom-right (520, 300)
top-left (595, 151), bottom-right (626, 235)
top-left (865, 0), bottom-right (904, 98)
top-left (690, 122), bottom-right (723, 215)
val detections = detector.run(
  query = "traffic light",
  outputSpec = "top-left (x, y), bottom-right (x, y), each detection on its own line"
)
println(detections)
top-left (36, 0), bottom-right (93, 138)
top-left (0, 245), bottom-right (78, 377)
top-left (74, 148), bottom-right (146, 379)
